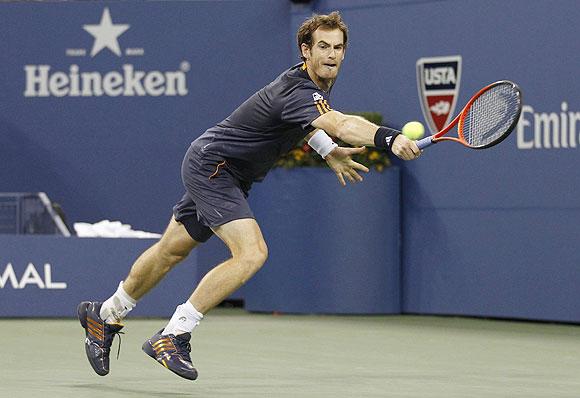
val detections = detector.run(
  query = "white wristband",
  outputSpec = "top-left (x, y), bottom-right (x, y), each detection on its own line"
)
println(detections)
top-left (308, 129), bottom-right (338, 159)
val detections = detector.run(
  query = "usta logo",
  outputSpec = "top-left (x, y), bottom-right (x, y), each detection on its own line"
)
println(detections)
top-left (416, 56), bottom-right (462, 134)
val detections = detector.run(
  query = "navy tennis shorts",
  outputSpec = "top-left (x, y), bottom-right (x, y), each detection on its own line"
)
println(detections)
top-left (173, 143), bottom-right (254, 242)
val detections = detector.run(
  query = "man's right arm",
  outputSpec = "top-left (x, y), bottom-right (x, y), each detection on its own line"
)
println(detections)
top-left (311, 110), bottom-right (421, 161)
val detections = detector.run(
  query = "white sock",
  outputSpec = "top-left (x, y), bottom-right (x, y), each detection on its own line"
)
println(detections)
top-left (100, 281), bottom-right (137, 324)
top-left (162, 301), bottom-right (203, 336)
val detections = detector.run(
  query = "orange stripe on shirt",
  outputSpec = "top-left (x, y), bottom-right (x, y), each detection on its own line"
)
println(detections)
top-left (315, 102), bottom-right (325, 115)
top-left (316, 100), bottom-right (331, 114)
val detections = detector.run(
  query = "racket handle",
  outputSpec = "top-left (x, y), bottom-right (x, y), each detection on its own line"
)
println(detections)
top-left (416, 136), bottom-right (435, 150)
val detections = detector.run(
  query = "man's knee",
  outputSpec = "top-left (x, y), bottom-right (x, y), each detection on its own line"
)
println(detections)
top-left (156, 221), bottom-right (198, 265)
top-left (236, 241), bottom-right (268, 275)
top-left (252, 241), bottom-right (268, 266)
top-left (157, 240), bottom-right (193, 265)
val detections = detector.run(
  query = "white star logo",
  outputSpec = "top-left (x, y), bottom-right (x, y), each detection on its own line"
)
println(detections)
top-left (83, 7), bottom-right (130, 57)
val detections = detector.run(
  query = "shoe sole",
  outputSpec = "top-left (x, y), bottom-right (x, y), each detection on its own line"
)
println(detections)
top-left (77, 301), bottom-right (108, 376)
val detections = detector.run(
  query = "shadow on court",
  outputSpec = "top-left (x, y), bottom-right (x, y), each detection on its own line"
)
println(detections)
top-left (66, 383), bottom-right (196, 397)
top-left (1, 309), bottom-right (580, 398)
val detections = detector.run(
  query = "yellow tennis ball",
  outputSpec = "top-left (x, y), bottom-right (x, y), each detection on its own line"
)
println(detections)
top-left (402, 121), bottom-right (425, 140)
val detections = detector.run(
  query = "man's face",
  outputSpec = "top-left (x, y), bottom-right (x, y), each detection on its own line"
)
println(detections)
top-left (302, 28), bottom-right (345, 83)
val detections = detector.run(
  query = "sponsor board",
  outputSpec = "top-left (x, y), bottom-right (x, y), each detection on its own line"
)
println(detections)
top-left (23, 7), bottom-right (189, 98)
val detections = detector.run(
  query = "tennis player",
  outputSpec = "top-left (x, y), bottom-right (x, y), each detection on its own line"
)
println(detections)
top-left (77, 11), bottom-right (420, 380)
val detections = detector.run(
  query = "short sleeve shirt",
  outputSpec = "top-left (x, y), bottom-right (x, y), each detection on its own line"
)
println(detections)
top-left (192, 63), bottom-right (333, 182)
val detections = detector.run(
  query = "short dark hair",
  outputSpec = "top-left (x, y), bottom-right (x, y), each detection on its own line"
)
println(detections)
top-left (296, 11), bottom-right (348, 61)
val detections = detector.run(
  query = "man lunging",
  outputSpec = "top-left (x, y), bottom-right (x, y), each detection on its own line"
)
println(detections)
top-left (78, 11), bottom-right (420, 380)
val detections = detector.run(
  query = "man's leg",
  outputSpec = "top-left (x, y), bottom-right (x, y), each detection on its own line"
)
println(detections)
top-left (157, 217), bottom-right (268, 336)
top-left (142, 218), bottom-right (268, 380)
top-left (122, 216), bottom-right (199, 300)
top-left (78, 216), bottom-right (199, 376)
top-left (190, 217), bottom-right (268, 313)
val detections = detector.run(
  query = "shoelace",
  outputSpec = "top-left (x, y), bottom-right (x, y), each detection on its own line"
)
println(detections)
top-left (103, 329), bottom-right (125, 360)
top-left (174, 338), bottom-right (192, 361)
top-left (114, 331), bottom-right (124, 360)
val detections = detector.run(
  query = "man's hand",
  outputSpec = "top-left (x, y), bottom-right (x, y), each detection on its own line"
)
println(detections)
top-left (391, 135), bottom-right (421, 160)
top-left (325, 146), bottom-right (370, 186)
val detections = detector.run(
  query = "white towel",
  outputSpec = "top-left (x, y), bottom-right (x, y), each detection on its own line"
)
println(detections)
top-left (73, 220), bottom-right (161, 238)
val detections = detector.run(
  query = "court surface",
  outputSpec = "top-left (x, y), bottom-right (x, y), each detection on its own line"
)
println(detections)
top-left (2, 308), bottom-right (580, 398)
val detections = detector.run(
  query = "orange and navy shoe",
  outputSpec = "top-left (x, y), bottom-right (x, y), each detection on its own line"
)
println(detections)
top-left (77, 301), bottom-right (124, 376)
top-left (142, 330), bottom-right (198, 380)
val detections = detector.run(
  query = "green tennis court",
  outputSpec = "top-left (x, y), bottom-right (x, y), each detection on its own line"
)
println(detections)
top-left (2, 308), bottom-right (580, 398)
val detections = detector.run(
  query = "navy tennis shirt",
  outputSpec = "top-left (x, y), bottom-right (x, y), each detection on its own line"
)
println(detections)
top-left (191, 63), bottom-right (333, 182)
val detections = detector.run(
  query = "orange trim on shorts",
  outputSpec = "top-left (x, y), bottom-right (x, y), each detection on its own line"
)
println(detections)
top-left (209, 161), bottom-right (226, 179)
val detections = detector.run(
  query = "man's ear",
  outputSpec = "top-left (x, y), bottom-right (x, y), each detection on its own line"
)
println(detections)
top-left (301, 43), bottom-right (311, 60)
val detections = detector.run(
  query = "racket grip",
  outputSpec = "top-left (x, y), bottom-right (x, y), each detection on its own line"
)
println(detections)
top-left (416, 136), bottom-right (434, 150)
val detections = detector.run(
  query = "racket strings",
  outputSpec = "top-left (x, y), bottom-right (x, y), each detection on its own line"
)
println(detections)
top-left (461, 83), bottom-right (521, 147)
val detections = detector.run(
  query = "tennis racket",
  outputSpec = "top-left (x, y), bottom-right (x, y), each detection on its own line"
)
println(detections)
top-left (416, 80), bottom-right (522, 150)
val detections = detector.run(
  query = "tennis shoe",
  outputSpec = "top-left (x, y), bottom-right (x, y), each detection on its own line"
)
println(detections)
top-left (77, 301), bottom-right (124, 376)
top-left (142, 330), bottom-right (198, 380)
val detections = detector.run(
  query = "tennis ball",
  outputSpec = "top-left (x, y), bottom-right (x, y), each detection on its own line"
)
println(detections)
top-left (402, 121), bottom-right (425, 140)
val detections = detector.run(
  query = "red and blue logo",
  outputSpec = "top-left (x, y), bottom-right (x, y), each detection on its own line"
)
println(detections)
top-left (416, 55), bottom-right (462, 133)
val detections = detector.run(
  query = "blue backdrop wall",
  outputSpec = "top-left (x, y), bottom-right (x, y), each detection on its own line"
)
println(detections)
top-left (0, 0), bottom-right (291, 233)
top-left (299, 0), bottom-right (580, 321)
top-left (2, 0), bottom-right (580, 320)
